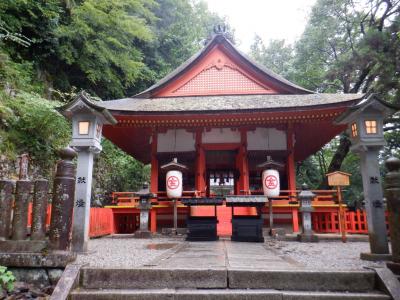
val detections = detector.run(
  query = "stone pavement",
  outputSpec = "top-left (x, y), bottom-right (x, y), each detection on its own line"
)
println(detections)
top-left (147, 240), bottom-right (300, 269)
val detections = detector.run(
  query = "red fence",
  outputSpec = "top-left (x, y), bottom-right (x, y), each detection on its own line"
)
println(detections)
top-left (312, 210), bottom-right (391, 234)
top-left (27, 204), bottom-right (114, 238)
top-left (89, 208), bottom-right (115, 237)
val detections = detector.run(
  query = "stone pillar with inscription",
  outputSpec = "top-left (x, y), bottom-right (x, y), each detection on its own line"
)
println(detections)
top-left (49, 147), bottom-right (77, 251)
top-left (12, 180), bottom-right (33, 240)
top-left (359, 148), bottom-right (389, 256)
top-left (31, 179), bottom-right (49, 240)
top-left (72, 148), bottom-right (96, 252)
top-left (0, 180), bottom-right (14, 240)
top-left (385, 157), bottom-right (400, 263)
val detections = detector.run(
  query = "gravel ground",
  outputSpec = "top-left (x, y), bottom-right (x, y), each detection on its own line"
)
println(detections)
top-left (76, 235), bottom-right (387, 270)
top-left (265, 237), bottom-right (387, 270)
top-left (75, 236), bottom-right (183, 268)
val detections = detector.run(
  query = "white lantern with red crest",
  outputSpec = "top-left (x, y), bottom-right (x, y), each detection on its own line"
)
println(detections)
top-left (161, 158), bottom-right (188, 199)
top-left (257, 156), bottom-right (284, 197)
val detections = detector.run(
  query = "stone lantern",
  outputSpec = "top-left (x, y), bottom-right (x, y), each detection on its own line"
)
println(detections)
top-left (59, 91), bottom-right (117, 252)
top-left (134, 182), bottom-right (156, 238)
top-left (297, 184), bottom-right (318, 242)
top-left (335, 94), bottom-right (398, 258)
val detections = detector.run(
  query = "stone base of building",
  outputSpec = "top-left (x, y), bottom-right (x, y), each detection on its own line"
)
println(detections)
top-left (0, 240), bottom-right (47, 252)
top-left (134, 230), bottom-right (152, 239)
top-left (297, 233), bottom-right (319, 243)
top-left (0, 250), bottom-right (76, 267)
top-left (360, 252), bottom-right (392, 261)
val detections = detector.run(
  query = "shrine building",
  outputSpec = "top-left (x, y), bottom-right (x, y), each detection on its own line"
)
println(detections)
top-left (61, 32), bottom-right (396, 238)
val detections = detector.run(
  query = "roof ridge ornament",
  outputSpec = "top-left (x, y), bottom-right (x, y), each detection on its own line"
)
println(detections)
top-left (213, 24), bottom-right (227, 35)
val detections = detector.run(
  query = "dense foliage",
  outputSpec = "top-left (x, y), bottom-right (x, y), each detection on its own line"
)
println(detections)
top-left (0, 0), bottom-right (226, 198)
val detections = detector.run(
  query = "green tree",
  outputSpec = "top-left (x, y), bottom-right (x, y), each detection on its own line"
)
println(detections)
top-left (250, 35), bottom-right (294, 79)
top-left (56, 0), bottom-right (156, 99)
top-left (250, 0), bottom-right (400, 195)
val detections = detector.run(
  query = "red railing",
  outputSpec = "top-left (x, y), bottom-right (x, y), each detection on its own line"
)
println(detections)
top-left (312, 210), bottom-right (392, 234)
top-left (89, 207), bottom-right (115, 237)
top-left (27, 204), bottom-right (114, 238)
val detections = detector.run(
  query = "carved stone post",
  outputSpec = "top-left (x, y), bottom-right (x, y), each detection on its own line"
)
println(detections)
top-left (12, 180), bottom-right (33, 240)
top-left (72, 148), bottom-right (96, 252)
top-left (49, 148), bottom-right (77, 251)
top-left (0, 180), bottom-right (14, 240)
top-left (385, 157), bottom-right (400, 263)
top-left (359, 149), bottom-right (389, 255)
top-left (31, 179), bottom-right (49, 240)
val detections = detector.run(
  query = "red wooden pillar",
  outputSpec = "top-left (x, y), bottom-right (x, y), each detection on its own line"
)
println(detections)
top-left (287, 123), bottom-right (296, 193)
top-left (195, 130), bottom-right (206, 196)
top-left (150, 208), bottom-right (157, 233)
top-left (236, 130), bottom-right (249, 195)
top-left (287, 123), bottom-right (299, 232)
top-left (150, 132), bottom-right (158, 194)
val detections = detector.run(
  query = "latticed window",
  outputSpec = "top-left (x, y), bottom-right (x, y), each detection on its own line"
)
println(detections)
top-left (365, 120), bottom-right (377, 134)
top-left (351, 123), bottom-right (358, 137)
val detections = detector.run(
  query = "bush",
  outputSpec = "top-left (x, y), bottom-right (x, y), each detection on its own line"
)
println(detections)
top-left (0, 266), bottom-right (15, 293)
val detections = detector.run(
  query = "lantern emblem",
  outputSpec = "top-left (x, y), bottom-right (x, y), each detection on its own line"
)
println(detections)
top-left (264, 175), bottom-right (278, 189)
top-left (167, 175), bottom-right (180, 190)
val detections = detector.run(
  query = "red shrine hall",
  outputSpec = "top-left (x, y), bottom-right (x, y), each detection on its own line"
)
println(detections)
top-left (91, 33), bottom-right (366, 237)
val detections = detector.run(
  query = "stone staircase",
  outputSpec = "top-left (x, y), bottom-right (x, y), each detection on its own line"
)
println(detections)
top-left (69, 268), bottom-right (391, 299)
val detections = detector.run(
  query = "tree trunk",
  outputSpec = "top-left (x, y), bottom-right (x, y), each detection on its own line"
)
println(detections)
top-left (318, 134), bottom-right (352, 189)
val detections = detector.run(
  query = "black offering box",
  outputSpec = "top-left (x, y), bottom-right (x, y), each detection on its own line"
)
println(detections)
top-left (181, 198), bottom-right (224, 241)
top-left (225, 195), bottom-right (267, 243)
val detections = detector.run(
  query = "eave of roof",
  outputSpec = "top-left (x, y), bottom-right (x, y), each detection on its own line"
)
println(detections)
top-left (334, 93), bottom-right (400, 124)
top-left (99, 93), bottom-right (364, 115)
top-left (58, 91), bottom-right (117, 124)
top-left (134, 34), bottom-right (313, 98)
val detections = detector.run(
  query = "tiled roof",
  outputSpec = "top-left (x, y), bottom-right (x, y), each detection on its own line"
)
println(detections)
top-left (99, 93), bottom-right (363, 113)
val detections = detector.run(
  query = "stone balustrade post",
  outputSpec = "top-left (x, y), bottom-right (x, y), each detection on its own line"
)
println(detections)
top-left (385, 157), bottom-right (400, 263)
top-left (31, 179), bottom-right (49, 240)
top-left (49, 147), bottom-right (77, 251)
top-left (12, 180), bottom-right (33, 240)
top-left (0, 180), bottom-right (14, 240)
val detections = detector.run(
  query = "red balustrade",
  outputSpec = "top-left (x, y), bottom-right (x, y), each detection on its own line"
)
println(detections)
top-left (27, 204), bottom-right (115, 238)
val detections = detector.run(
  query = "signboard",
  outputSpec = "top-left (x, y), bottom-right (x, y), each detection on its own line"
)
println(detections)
top-left (326, 171), bottom-right (351, 187)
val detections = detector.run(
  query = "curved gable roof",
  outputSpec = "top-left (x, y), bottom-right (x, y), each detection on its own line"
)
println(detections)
top-left (135, 34), bottom-right (313, 98)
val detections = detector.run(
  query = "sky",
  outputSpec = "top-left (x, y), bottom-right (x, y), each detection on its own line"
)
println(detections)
top-left (204, 0), bottom-right (317, 52)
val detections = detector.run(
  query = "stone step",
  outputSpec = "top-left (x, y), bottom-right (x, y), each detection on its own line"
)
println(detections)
top-left (80, 268), bottom-right (377, 292)
top-left (70, 288), bottom-right (391, 300)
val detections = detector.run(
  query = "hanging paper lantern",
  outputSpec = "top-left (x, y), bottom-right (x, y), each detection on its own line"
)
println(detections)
top-left (262, 169), bottom-right (280, 197)
top-left (257, 156), bottom-right (284, 197)
top-left (161, 157), bottom-right (188, 199)
top-left (166, 170), bottom-right (183, 198)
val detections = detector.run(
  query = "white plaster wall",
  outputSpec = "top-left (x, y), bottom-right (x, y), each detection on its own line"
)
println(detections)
top-left (157, 129), bottom-right (195, 152)
top-left (202, 128), bottom-right (241, 143)
top-left (247, 127), bottom-right (287, 150)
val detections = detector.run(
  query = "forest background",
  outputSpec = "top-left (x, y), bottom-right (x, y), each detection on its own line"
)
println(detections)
top-left (0, 0), bottom-right (399, 206)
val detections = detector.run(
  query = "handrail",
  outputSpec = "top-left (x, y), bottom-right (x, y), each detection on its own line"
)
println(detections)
top-left (111, 189), bottom-right (339, 206)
